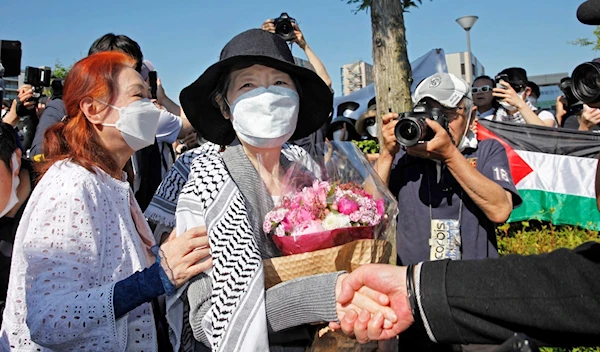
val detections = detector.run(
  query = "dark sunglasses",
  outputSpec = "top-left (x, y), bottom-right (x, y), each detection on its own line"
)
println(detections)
top-left (471, 85), bottom-right (492, 94)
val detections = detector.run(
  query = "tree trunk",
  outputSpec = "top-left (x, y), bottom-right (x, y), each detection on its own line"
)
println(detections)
top-left (370, 0), bottom-right (413, 117)
top-left (370, 0), bottom-right (412, 274)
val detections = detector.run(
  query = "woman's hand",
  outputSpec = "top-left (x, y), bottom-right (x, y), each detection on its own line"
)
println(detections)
top-left (332, 273), bottom-right (398, 339)
top-left (158, 226), bottom-right (212, 288)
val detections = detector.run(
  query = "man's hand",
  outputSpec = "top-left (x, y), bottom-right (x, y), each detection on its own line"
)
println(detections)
top-left (406, 118), bottom-right (457, 162)
top-left (579, 104), bottom-right (600, 131)
top-left (380, 113), bottom-right (400, 157)
top-left (492, 80), bottom-right (525, 112)
top-left (332, 264), bottom-right (414, 343)
top-left (334, 273), bottom-right (398, 337)
top-left (17, 84), bottom-right (36, 110)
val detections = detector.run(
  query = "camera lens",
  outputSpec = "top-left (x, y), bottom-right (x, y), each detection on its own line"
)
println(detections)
top-left (278, 23), bottom-right (292, 35)
top-left (395, 117), bottom-right (427, 147)
top-left (572, 62), bottom-right (600, 104)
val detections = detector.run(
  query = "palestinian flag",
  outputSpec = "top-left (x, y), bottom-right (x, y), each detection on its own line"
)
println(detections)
top-left (478, 120), bottom-right (600, 230)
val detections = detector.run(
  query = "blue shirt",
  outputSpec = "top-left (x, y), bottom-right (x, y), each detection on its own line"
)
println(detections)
top-left (389, 139), bottom-right (522, 265)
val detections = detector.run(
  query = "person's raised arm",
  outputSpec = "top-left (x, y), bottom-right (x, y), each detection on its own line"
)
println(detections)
top-left (374, 113), bottom-right (400, 185)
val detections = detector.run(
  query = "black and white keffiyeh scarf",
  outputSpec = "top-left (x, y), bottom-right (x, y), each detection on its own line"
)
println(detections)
top-left (494, 99), bottom-right (538, 124)
top-left (144, 143), bottom-right (222, 228)
top-left (173, 143), bottom-right (312, 352)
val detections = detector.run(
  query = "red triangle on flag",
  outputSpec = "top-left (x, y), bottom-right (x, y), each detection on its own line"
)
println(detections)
top-left (476, 122), bottom-right (534, 185)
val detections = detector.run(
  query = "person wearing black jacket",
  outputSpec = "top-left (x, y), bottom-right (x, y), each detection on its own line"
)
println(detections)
top-left (0, 122), bottom-right (34, 320)
top-left (334, 241), bottom-right (600, 347)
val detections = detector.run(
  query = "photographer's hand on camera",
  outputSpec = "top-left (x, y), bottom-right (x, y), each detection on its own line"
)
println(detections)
top-left (405, 118), bottom-right (458, 162)
top-left (17, 85), bottom-right (36, 111)
top-left (579, 104), bottom-right (600, 131)
top-left (261, 18), bottom-right (333, 89)
top-left (493, 80), bottom-right (545, 126)
top-left (373, 113), bottom-right (399, 185)
top-left (290, 22), bottom-right (307, 49)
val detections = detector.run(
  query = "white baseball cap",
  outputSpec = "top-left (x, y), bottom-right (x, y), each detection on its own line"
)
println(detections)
top-left (413, 73), bottom-right (471, 108)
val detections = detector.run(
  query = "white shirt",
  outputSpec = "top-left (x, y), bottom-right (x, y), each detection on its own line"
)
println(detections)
top-left (156, 109), bottom-right (183, 144)
top-left (537, 110), bottom-right (558, 127)
top-left (0, 160), bottom-right (158, 351)
top-left (477, 108), bottom-right (496, 120)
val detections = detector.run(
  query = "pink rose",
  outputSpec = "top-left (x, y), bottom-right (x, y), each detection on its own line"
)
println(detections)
top-left (297, 208), bottom-right (315, 222)
top-left (338, 198), bottom-right (359, 215)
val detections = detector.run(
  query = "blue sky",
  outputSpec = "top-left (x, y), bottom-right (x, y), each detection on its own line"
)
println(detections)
top-left (2, 0), bottom-right (596, 100)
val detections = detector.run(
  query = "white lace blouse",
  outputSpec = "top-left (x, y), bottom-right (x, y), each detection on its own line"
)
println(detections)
top-left (0, 160), bottom-right (158, 351)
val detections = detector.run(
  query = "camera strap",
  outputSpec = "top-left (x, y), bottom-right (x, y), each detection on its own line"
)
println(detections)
top-left (426, 166), bottom-right (463, 261)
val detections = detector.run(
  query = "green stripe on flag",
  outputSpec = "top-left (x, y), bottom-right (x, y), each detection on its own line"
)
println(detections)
top-left (509, 190), bottom-right (600, 230)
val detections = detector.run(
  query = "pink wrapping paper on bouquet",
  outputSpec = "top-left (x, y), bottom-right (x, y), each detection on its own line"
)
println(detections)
top-left (272, 226), bottom-right (374, 255)
top-left (263, 176), bottom-right (387, 255)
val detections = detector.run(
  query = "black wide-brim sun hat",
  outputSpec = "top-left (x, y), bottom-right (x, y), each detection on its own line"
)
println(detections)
top-left (180, 29), bottom-right (333, 146)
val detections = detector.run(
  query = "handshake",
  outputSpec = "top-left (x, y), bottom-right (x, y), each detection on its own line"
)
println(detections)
top-left (333, 264), bottom-right (414, 343)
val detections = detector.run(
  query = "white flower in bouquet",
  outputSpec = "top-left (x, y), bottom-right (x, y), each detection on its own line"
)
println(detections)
top-left (321, 212), bottom-right (352, 231)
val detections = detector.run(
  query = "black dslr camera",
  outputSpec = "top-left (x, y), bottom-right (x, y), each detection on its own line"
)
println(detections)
top-left (558, 77), bottom-right (584, 115)
top-left (571, 61), bottom-right (600, 105)
top-left (24, 66), bottom-right (51, 102)
top-left (394, 102), bottom-right (450, 147)
top-left (274, 12), bottom-right (296, 42)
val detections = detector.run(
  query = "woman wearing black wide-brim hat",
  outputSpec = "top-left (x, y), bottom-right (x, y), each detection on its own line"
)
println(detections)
top-left (167, 29), bottom-right (392, 352)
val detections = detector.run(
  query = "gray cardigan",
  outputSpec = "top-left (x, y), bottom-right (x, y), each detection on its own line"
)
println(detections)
top-left (187, 271), bottom-right (342, 347)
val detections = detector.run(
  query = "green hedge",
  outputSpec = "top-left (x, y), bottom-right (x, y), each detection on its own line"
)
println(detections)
top-left (497, 221), bottom-right (600, 352)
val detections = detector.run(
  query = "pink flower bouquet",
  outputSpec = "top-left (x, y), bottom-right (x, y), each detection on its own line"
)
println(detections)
top-left (264, 180), bottom-right (385, 255)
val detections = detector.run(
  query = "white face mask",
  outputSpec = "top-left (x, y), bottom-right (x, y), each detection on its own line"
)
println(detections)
top-left (500, 91), bottom-right (527, 111)
top-left (366, 122), bottom-right (378, 138)
top-left (230, 86), bottom-right (299, 148)
top-left (0, 153), bottom-right (21, 218)
top-left (527, 96), bottom-right (538, 106)
top-left (99, 98), bottom-right (161, 151)
top-left (333, 129), bottom-right (347, 141)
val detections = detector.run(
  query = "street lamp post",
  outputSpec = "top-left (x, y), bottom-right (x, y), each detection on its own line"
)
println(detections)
top-left (456, 15), bottom-right (478, 84)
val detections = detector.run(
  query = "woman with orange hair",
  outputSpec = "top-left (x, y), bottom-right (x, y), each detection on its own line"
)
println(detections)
top-left (0, 51), bottom-right (211, 351)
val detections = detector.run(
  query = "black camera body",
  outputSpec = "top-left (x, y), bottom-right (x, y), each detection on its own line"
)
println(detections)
top-left (274, 12), bottom-right (296, 42)
top-left (394, 102), bottom-right (450, 147)
top-left (24, 66), bottom-right (51, 100)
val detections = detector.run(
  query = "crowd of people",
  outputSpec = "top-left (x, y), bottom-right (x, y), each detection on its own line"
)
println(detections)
top-left (0, 1), bottom-right (599, 351)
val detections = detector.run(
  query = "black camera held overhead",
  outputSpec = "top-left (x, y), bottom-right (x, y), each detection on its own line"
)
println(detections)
top-left (571, 61), bottom-right (600, 105)
top-left (394, 102), bottom-right (450, 147)
top-left (274, 12), bottom-right (296, 42)
top-left (24, 66), bottom-right (51, 102)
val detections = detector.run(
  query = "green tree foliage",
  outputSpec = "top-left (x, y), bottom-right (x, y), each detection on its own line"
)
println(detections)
top-left (52, 60), bottom-right (71, 79)
top-left (344, 0), bottom-right (426, 12)
top-left (570, 26), bottom-right (600, 52)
